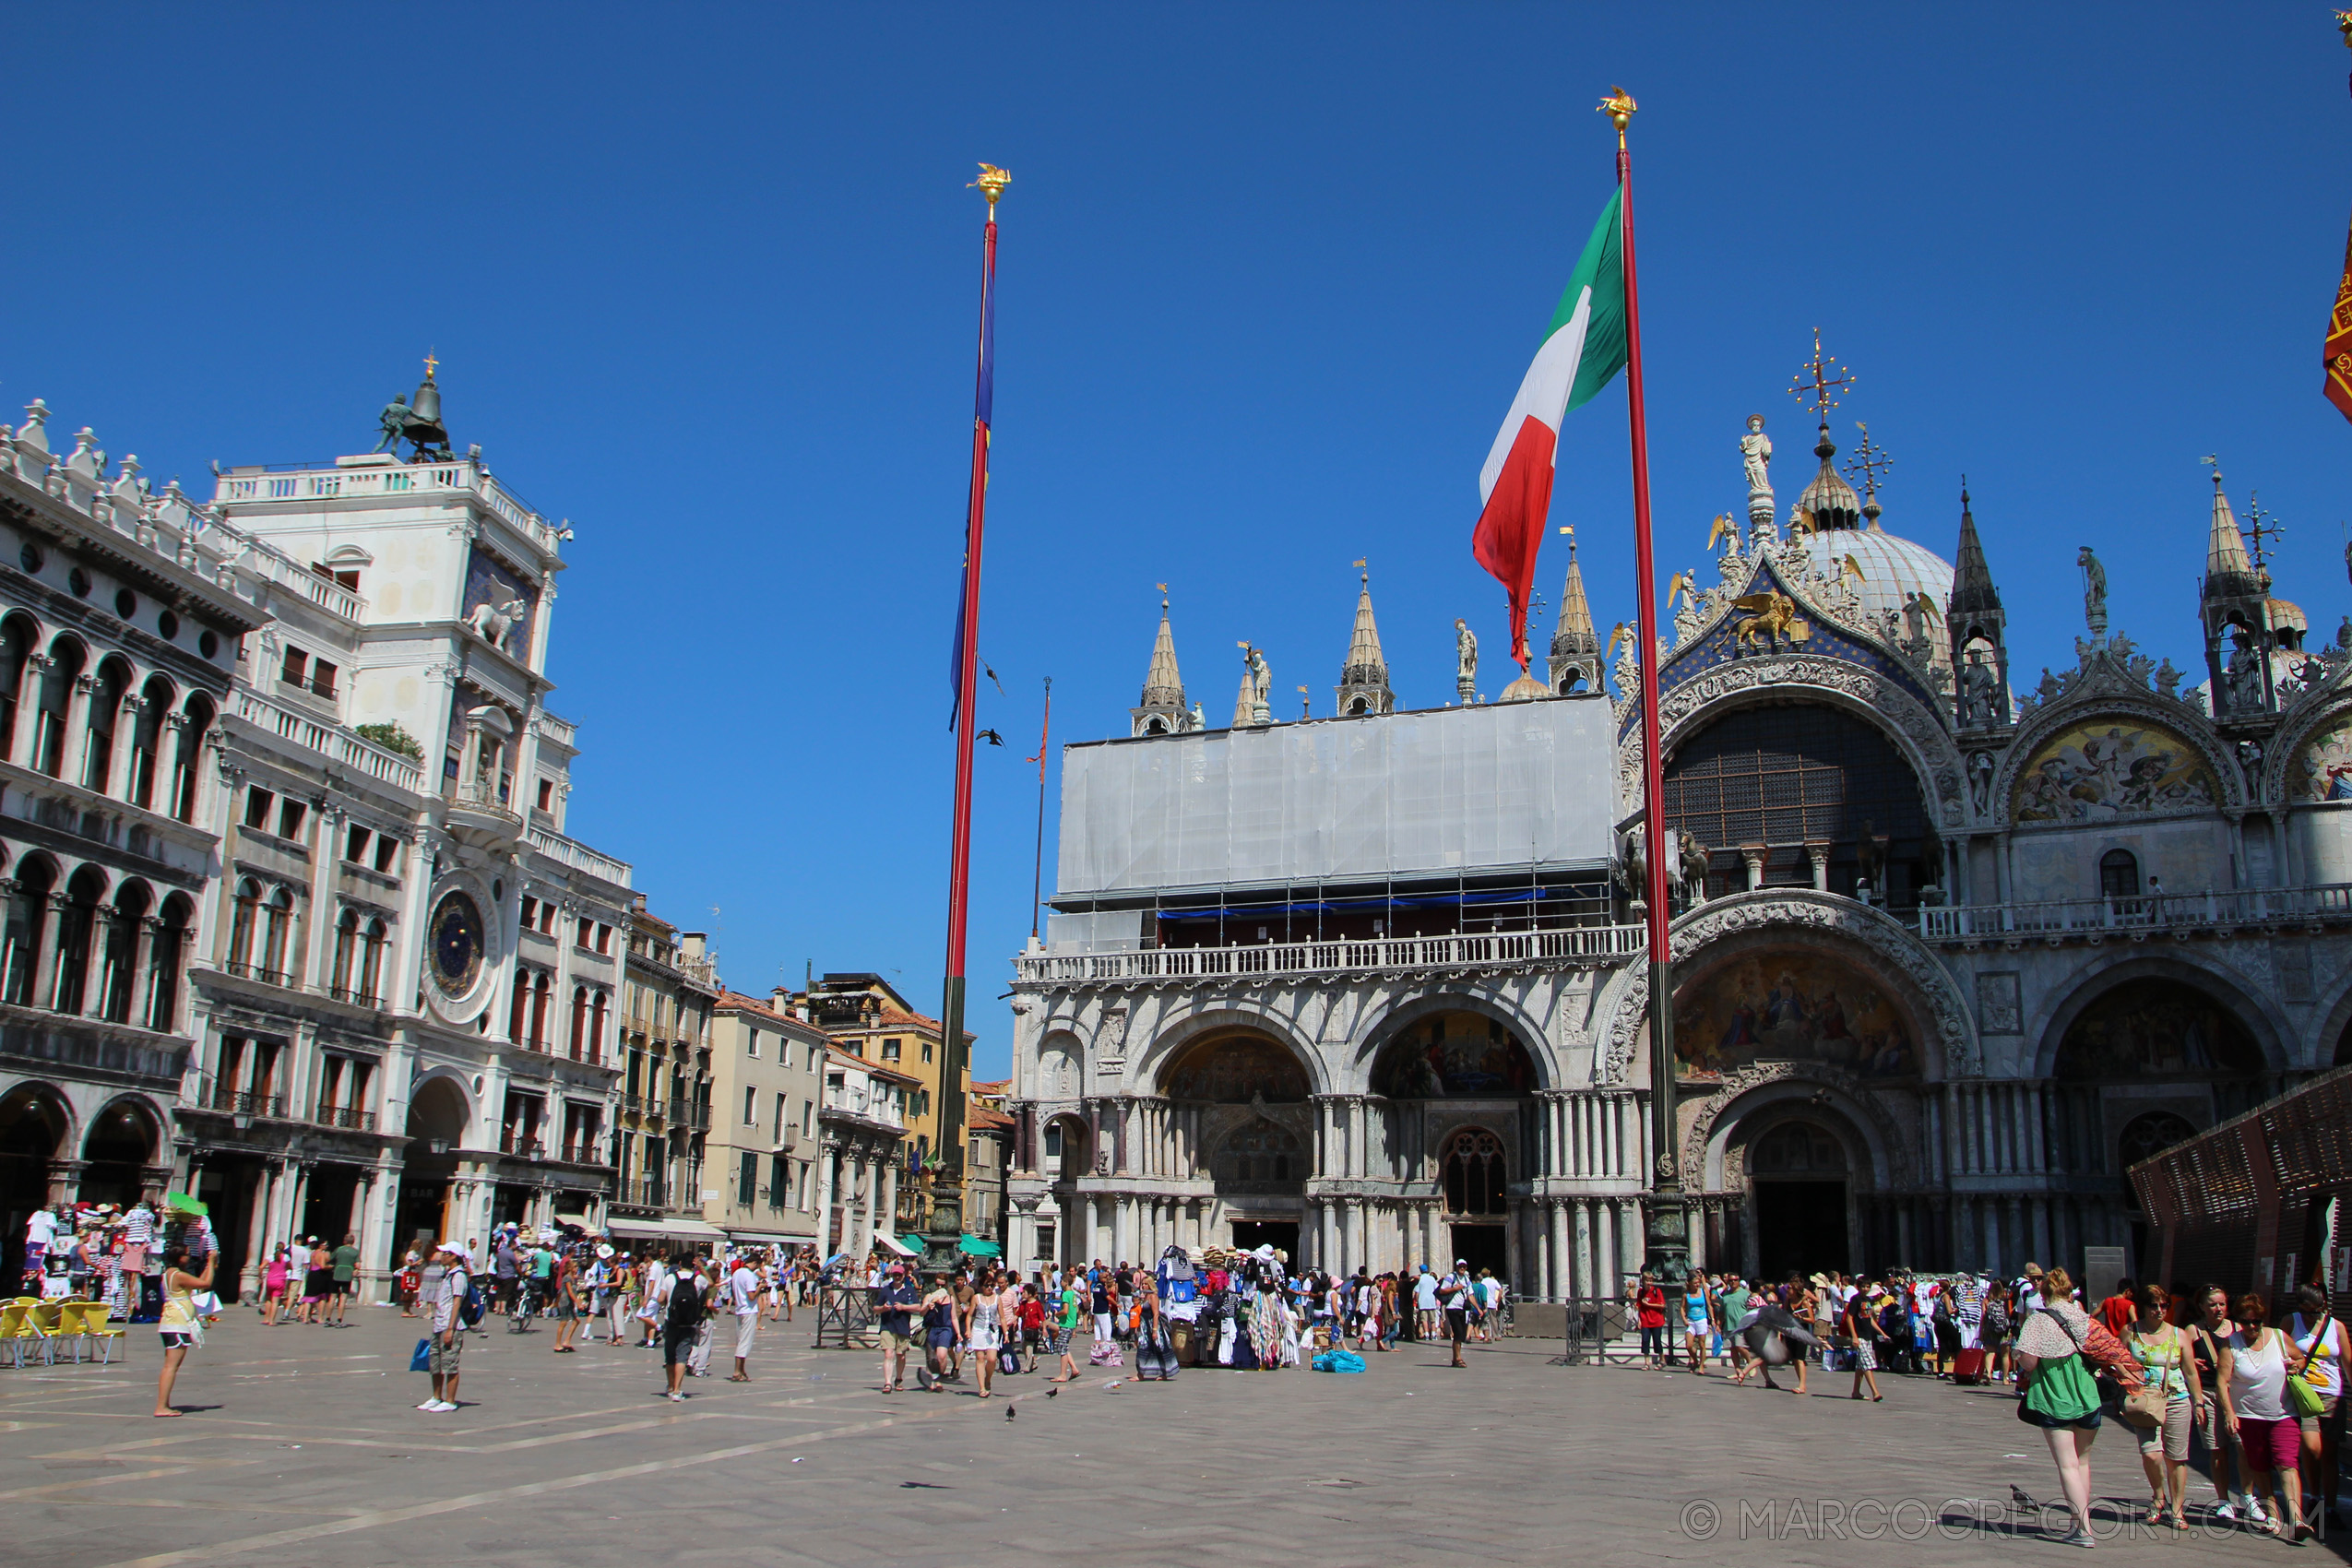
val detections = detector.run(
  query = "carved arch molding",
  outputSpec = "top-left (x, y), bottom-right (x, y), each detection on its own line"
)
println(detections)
top-left (1678, 1060), bottom-right (1915, 1192)
top-left (1598, 892), bottom-right (1979, 1087)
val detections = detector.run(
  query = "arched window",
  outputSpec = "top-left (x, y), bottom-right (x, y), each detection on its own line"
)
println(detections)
top-left (530, 972), bottom-right (551, 1047)
top-left (169, 696), bottom-right (213, 824)
top-left (32, 638), bottom-right (84, 778)
top-left (332, 908), bottom-right (360, 998)
top-left (590, 990), bottom-right (609, 1064)
top-left (127, 675), bottom-right (172, 810)
top-left (99, 880), bottom-right (148, 1024)
top-left (2098, 849), bottom-right (2140, 899)
top-left (509, 967), bottom-right (531, 1043)
top-left (2119, 1111), bottom-right (2196, 1167)
top-left (1749, 1121), bottom-right (1847, 1175)
top-left (260, 885), bottom-right (293, 982)
top-left (0, 614), bottom-right (35, 758)
top-left (568, 985), bottom-right (588, 1061)
top-left (51, 866), bottom-right (105, 1014)
top-left (146, 895), bottom-right (191, 1031)
top-left (2, 856), bottom-right (55, 1005)
top-left (81, 658), bottom-right (130, 792)
top-left (227, 877), bottom-right (260, 972)
top-left (359, 919), bottom-right (386, 1006)
top-left (1441, 1127), bottom-right (1507, 1216)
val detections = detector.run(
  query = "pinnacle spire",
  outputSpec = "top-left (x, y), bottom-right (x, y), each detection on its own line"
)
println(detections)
top-left (1547, 529), bottom-right (1602, 695)
top-left (1948, 479), bottom-right (2001, 616)
top-left (1128, 592), bottom-right (1198, 737)
top-left (1335, 570), bottom-right (1395, 716)
top-left (2203, 463), bottom-right (2261, 599)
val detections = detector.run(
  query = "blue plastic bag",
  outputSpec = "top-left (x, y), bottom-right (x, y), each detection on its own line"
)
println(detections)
top-left (410, 1337), bottom-right (432, 1372)
top-left (1312, 1349), bottom-right (1366, 1373)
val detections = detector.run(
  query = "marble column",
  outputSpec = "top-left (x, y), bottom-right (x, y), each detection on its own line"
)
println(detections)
top-left (814, 1146), bottom-right (837, 1253)
top-left (1550, 1201), bottom-right (1570, 1299)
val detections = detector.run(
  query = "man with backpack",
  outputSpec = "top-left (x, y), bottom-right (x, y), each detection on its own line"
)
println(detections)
top-left (420, 1241), bottom-right (470, 1413)
top-left (660, 1255), bottom-right (707, 1401)
top-left (1438, 1263), bottom-right (1473, 1368)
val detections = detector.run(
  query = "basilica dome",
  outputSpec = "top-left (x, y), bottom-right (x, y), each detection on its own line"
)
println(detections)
top-left (1800, 525), bottom-right (1954, 624)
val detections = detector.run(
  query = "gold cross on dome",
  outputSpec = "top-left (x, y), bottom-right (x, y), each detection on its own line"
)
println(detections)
top-left (423, 350), bottom-right (439, 379)
top-left (1843, 421), bottom-right (1893, 502)
top-left (1788, 327), bottom-right (1853, 422)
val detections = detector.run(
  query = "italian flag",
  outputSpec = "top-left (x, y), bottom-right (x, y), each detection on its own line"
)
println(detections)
top-left (1473, 188), bottom-right (1627, 670)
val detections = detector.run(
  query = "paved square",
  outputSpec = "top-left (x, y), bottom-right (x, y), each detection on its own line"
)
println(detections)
top-left (0, 1310), bottom-right (2327, 1566)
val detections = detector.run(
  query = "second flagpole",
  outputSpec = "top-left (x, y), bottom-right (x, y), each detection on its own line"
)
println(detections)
top-left (1602, 88), bottom-right (1690, 1289)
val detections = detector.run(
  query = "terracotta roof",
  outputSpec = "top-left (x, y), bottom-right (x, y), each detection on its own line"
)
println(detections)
top-left (823, 1043), bottom-right (922, 1085)
top-left (714, 990), bottom-right (792, 1025)
top-left (969, 1078), bottom-right (1009, 1094)
top-left (632, 909), bottom-right (678, 935)
top-left (968, 1106), bottom-right (1016, 1133)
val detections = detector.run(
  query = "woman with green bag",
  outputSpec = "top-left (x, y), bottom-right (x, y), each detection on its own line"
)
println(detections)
top-left (2015, 1266), bottom-right (2105, 1549)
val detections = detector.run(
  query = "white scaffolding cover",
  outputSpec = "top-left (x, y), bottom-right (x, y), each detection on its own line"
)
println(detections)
top-left (1057, 696), bottom-right (1617, 899)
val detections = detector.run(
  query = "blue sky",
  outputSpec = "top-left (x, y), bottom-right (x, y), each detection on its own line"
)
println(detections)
top-left (9, 6), bottom-right (2352, 1076)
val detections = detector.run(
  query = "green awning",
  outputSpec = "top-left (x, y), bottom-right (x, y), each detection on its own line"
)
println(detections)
top-left (959, 1235), bottom-right (1002, 1257)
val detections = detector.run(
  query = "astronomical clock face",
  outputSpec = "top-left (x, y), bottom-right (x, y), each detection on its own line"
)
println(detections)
top-left (429, 891), bottom-right (484, 996)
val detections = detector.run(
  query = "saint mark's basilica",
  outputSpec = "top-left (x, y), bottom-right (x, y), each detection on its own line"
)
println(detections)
top-left (1004, 348), bottom-right (2352, 1300)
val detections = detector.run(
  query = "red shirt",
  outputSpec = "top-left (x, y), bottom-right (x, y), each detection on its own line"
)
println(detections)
top-left (2099, 1294), bottom-right (2134, 1339)
top-left (1637, 1286), bottom-right (1668, 1329)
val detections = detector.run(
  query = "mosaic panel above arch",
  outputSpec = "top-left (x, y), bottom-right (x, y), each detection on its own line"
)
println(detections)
top-left (2053, 980), bottom-right (2263, 1083)
top-left (2011, 718), bottom-right (2219, 826)
top-left (1674, 946), bottom-right (1922, 1085)
top-left (1369, 1010), bottom-right (1538, 1099)
top-left (2289, 713), bottom-right (2352, 802)
top-left (1159, 1032), bottom-right (1310, 1103)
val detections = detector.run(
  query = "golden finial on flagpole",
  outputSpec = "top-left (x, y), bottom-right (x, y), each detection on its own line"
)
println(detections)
top-left (969, 163), bottom-right (1012, 208)
top-left (2336, 8), bottom-right (2352, 48)
top-left (1598, 87), bottom-right (1637, 147)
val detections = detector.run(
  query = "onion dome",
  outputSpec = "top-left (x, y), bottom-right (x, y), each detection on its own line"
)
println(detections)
top-left (1800, 527), bottom-right (1954, 623)
top-left (1796, 422), bottom-right (1862, 532)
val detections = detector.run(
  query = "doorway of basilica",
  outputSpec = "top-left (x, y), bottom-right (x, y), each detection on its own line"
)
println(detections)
top-left (1749, 1122), bottom-right (1850, 1282)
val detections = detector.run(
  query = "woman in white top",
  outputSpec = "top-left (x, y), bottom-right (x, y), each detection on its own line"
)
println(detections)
top-left (2217, 1291), bottom-right (2309, 1540)
top-left (2287, 1284), bottom-right (2347, 1529)
top-left (963, 1266), bottom-right (1001, 1399)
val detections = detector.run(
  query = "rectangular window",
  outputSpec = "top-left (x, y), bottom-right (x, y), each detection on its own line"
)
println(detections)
top-left (773, 1092), bottom-right (787, 1143)
top-left (344, 824), bottom-right (369, 862)
top-left (537, 779), bottom-right (554, 812)
top-left (921, 1040), bottom-right (933, 1063)
top-left (374, 835), bottom-right (400, 874)
top-left (1043, 1123), bottom-right (1063, 1158)
top-left (881, 1038), bottom-right (901, 1061)
top-left (738, 1151), bottom-right (756, 1207)
top-left (746, 1028), bottom-right (759, 1059)
top-left (310, 659), bottom-right (339, 698)
top-left (244, 787), bottom-right (275, 831)
top-left (279, 647), bottom-right (307, 686)
top-left (520, 896), bottom-right (537, 930)
top-left (278, 799), bottom-right (306, 839)
top-left (576, 918), bottom-right (591, 949)
top-left (596, 922), bottom-right (612, 955)
top-left (742, 1084), bottom-right (756, 1125)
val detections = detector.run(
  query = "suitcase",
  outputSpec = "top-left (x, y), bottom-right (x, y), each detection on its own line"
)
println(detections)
top-left (1949, 1348), bottom-right (1988, 1385)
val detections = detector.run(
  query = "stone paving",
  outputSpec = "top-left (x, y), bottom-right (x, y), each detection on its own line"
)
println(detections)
top-left (0, 1307), bottom-right (2339, 1567)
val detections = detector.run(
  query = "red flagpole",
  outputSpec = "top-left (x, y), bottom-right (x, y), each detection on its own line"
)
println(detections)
top-left (932, 165), bottom-right (1007, 1273)
top-left (1607, 89), bottom-right (1689, 1284)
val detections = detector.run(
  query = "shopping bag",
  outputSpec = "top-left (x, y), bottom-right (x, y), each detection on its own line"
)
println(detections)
top-left (410, 1337), bottom-right (432, 1372)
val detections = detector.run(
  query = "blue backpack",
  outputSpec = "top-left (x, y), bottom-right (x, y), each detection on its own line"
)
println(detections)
top-left (459, 1273), bottom-right (487, 1328)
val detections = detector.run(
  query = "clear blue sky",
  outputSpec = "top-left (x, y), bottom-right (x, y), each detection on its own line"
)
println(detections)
top-left (10, 6), bottom-right (2351, 1077)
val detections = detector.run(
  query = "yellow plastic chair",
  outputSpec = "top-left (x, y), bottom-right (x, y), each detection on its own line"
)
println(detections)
top-left (78, 1302), bottom-right (124, 1365)
top-left (0, 1302), bottom-right (28, 1368)
top-left (21, 1301), bottom-right (64, 1366)
top-left (53, 1300), bottom-right (88, 1360)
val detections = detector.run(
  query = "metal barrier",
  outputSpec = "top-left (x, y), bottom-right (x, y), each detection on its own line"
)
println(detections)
top-left (811, 1284), bottom-right (877, 1349)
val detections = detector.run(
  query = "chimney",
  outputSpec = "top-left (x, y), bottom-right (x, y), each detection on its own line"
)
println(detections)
top-left (681, 932), bottom-right (706, 959)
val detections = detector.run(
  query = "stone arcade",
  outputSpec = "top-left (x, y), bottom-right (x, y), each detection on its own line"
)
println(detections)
top-left (1006, 383), bottom-right (2352, 1296)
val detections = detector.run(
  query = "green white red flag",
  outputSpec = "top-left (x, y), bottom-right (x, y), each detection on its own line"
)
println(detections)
top-left (1473, 189), bottom-right (1628, 670)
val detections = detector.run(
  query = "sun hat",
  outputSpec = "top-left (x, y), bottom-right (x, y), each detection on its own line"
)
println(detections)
top-left (596, 1243), bottom-right (615, 1259)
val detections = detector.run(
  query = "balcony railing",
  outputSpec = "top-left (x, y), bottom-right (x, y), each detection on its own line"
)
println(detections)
top-left (213, 457), bottom-right (564, 558)
top-left (1917, 883), bottom-right (2352, 943)
top-left (209, 1089), bottom-right (285, 1119)
top-left (232, 687), bottom-right (422, 793)
top-left (500, 1132), bottom-right (547, 1158)
top-left (327, 985), bottom-right (385, 1009)
top-left (525, 824), bottom-right (632, 888)
top-left (315, 1104), bottom-right (377, 1132)
top-left (1013, 921), bottom-right (1648, 986)
top-left (222, 959), bottom-right (294, 988)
